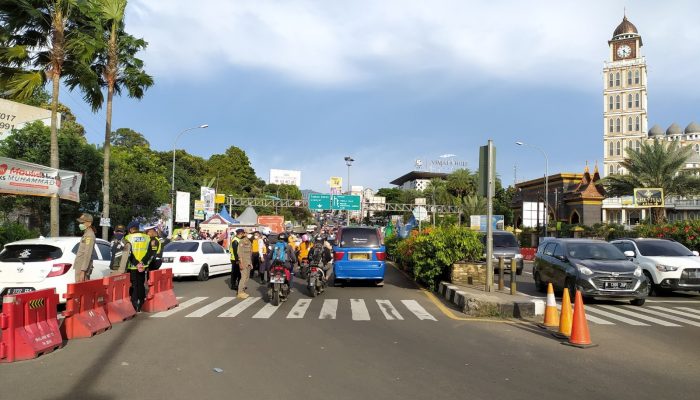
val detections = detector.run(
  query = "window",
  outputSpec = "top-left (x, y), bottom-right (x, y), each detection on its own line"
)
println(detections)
top-left (97, 243), bottom-right (111, 260)
top-left (627, 140), bottom-right (632, 149)
top-left (609, 118), bottom-right (614, 133)
top-left (636, 140), bottom-right (641, 152)
top-left (201, 242), bottom-right (214, 254)
top-left (615, 72), bottom-right (621, 86)
top-left (635, 93), bottom-right (640, 107)
top-left (635, 70), bottom-right (640, 84)
top-left (616, 141), bottom-right (621, 156)
top-left (0, 244), bottom-right (63, 262)
top-left (608, 73), bottom-right (614, 87)
top-left (163, 242), bottom-right (199, 252)
top-left (627, 71), bottom-right (632, 85)
top-left (695, 144), bottom-right (699, 154)
top-left (543, 243), bottom-right (557, 256)
top-left (71, 243), bottom-right (99, 260)
top-left (339, 228), bottom-right (381, 248)
top-left (635, 116), bottom-right (640, 131)
top-left (607, 141), bottom-right (613, 156)
top-left (627, 94), bottom-right (633, 108)
top-left (608, 165), bottom-right (614, 175)
top-left (553, 244), bottom-right (565, 258)
top-left (627, 117), bottom-right (633, 132)
top-left (616, 118), bottom-right (621, 132)
top-left (615, 95), bottom-right (620, 109)
top-left (608, 96), bottom-right (613, 110)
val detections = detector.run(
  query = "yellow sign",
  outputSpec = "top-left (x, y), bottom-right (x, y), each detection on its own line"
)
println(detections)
top-left (215, 193), bottom-right (226, 204)
top-left (634, 188), bottom-right (664, 207)
top-left (329, 176), bottom-right (342, 188)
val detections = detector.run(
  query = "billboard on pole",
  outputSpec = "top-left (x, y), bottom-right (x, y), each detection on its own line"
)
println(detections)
top-left (175, 191), bottom-right (191, 223)
top-left (0, 156), bottom-right (81, 202)
top-left (200, 186), bottom-right (215, 217)
top-left (269, 169), bottom-right (301, 187)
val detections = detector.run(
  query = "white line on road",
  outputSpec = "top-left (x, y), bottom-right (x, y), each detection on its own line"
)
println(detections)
top-left (401, 300), bottom-right (437, 321)
top-left (218, 297), bottom-right (260, 318)
top-left (176, 296), bottom-right (184, 300)
top-left (583, 313), bottom-right (616, 325)
top-left (645, 300), bottom-right (700, 303)
top-left (253, 302), bottom-right (281, 319)
top-left (585, 306), bottom-right (650, 326)
top-left (598, 305), bottom-right (680, 327)
top-left (376, 300), bottom-right (404, 320)
top-left (151, 297), bottom-right (208, 318)
top-left (624, 306), bottom-right (700, 327)
top-left (651, 306), bottom-right (700, 320)
top-left (319, 299), bottom-right (338, 320)
top-left (287, 299), bottom-right (312, 319)
top-left (676, 307), bottom-right (700, 315)
top-left (350, 299), bottom-right (370, 321)
top-left (185, 297), bottom-right (235, 318)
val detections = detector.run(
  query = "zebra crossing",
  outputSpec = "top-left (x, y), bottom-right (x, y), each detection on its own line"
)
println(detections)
top-left (581, 304), bottom-right (700, 328)
top-left (151, 296), bottom-right (438, 321)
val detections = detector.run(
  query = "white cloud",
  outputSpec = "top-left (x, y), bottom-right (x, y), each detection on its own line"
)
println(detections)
top-left (126, 0), bottom-right (700, 92)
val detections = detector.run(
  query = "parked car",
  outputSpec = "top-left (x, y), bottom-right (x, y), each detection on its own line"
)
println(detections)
top-left (610, 238), bottom-right (700, 295)
top-left (533, 238), bottom-right (647, 305)
top-left (478, 230), bottom-right (524, 275)
top-left (0, 236), bottom-right (113, 303)
top-left (333, 227), bottom-right (386, 285)
top-left (161, 240), bottom-right (230, 281)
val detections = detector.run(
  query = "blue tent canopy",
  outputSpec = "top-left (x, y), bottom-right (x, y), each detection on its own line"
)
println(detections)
top-left (219, 206), bottom-right (237, 224)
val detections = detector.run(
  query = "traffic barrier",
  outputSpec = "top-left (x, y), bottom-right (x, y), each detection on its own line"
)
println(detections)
top-left (553, 288), bottom-right (573, 339)
top-left (142, 268), bottom-right (178, 313)
top-left (103, 273), bottom-right (136, 324)
top-left (0, 289), bottom-right (63, 363)
top-left (563, 290), bottom-right (597, 348)
top-left (61, 279), bottom-right (112, 339)
top-left (520, 248), bottom-right (537, 261)
top-left (539, 282), bottom-right (559, 329)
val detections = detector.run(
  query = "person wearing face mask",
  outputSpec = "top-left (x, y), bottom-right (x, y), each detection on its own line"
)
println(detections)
top-left (109, 224), bottom-right (127, 270)
top-left (236, 230), bottom-right (254, 299)
top-left (74, 213), bottom-right (96, 282)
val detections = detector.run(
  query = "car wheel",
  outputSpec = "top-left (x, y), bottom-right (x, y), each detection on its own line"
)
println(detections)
top-left (643, 271), bottom-right (656, 296)
top-left (197, 265), bottom-right (209, 281)
top-left (534, 271), bottom-right (546, 293)
top-left (630, 298), bottom-right (645, 306)
top-left (333, 278), bottom-right (344, 287)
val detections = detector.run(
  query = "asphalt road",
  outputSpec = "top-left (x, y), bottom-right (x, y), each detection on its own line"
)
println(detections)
top-left (1, 264), bottom-right (698, 400)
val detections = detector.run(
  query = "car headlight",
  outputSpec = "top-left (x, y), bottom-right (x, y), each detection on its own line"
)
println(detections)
top-left (634, 266), bottom-right (642, 277)
top-left (655, 264), bottom-right (679, 272)
top-left (514, 254), bottom-right (523, 260)
top-left (578, 265), bottom-right (594, 276)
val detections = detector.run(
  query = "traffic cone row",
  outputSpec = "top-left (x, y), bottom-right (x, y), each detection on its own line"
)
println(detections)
top-left (539, 283), bottom-right (559, 328)
top-left (564, 290), bottom-right (597, 348)
top-left (540, 283), bottom-right (596, 348)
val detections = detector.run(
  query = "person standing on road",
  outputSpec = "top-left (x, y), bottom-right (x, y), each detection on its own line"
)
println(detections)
top-left (145, 225), bottom-right (164, 270)
top-left (109, 224), bottom-right (127, 271)
top-left (229, 229), bottom-right (244, 291)
top-left (237, 231), bottom-right (253, 299)
top-left (74, 213), bottom-right (95, 282)
top-left (120, 221), bottom-right (156, 311)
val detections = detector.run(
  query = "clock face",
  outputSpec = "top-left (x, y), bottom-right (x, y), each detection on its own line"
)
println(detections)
top-left (617, 44), bottom-right (632, 59)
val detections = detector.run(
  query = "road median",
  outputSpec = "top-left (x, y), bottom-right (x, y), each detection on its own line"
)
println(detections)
top-left (437, 281), bottom-right (544, 318)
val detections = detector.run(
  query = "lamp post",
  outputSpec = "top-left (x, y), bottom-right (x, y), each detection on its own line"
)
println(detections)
top-left (344, 156), bottom-right (354, 225)
top-left (516, 141), bottom-right (549, 238)
top-left (170, 124), bottom-right (208, 236)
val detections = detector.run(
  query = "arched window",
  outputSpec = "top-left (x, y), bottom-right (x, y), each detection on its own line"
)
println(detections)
top-left (570, 210), bottom-right (581, 224)
top-left (635, 70), bottom-right (640, 84)
top-left (609, 118), bottom-right (614, 133)
top-left (695, 144), bottom-right (699, 154)
top-left (627, 117), bottom-right (633, 132)
top-left (608, 141), bottom-right (614, 156)
top-left (615, 95), bottom-right (620, 109)
top-left (615, 72), bottom-right (621, 86)
top-left (616, 141), bottom-right (621, 156)
top-left (608, 165), bottom-right (614, 175)
top-left (627, 94), bottom-right (633, 108)
top-left (635, 93), bottom-right (640, 107)
top-left (608, 96), bottom-right (613, 110)
top-left (608, 73), bottom-right (614, 88)
top-left (636, 140), bottom-right (641, 152)
top-left (616, 118), bottom-right (621, 132)
top-left (635, 116), bottom-right (640, 131)
top-left (627, 71), bottom-right (632, 85)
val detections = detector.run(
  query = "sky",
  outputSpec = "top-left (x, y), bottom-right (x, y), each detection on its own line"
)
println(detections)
top-left (59, 0), bottom-right (700, 193)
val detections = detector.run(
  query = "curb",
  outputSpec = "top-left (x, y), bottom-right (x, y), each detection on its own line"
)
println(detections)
top-left (437, 281), bottom-right (545, 318)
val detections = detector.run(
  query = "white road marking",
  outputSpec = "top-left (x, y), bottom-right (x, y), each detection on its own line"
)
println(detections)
top-left (401, 300), bottom-right (437, 321)
top-left (585, 306), bottom-right (650, 326)
top-left (350, 299), bottom-right (370, 321)
top-left (151, 297), bottom-right (208, 318)
top-left (652, 306), bottom-right (700, 320)
top-left (676, 307), bottom-right (700, 315)
top-left (376, 300), bottom-right (404, 320)
top-left (583, 313), bottom-right (616, 325)
top-left (176, 296), bottom-right (184, 300)
top-left (218, 297), bottom-right (260, 317)
top-left (253, 303), bottom-right (281, 319)
top-left (598, 305), bottom-right (680, 327)
top-left (287, 299), bottom-right (312, 319)
top-left (185, 297), bottom-right (235, 318)
top-left (646, 300), bottom-right (700, 303)
top-left (624, 306), bottom-right (700, 327)
top-left (319, 299), bottom-right (338, 320)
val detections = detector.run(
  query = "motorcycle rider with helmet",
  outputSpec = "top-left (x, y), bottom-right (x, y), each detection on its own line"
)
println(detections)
top-left (273, 233), bottom-right (298, 290)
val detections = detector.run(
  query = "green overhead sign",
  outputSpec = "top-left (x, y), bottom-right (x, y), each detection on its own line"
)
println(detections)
top-left (308, 194), bottom-right (361, 211)
top-left (308, 194), bottom-right (332, 210)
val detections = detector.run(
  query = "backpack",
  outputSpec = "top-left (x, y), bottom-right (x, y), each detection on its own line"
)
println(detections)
top-left (272, 241), bottom-right (287, 262)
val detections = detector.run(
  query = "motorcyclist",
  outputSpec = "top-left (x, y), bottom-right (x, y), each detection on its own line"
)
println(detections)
top-left (273, 233), bottom-right (298, 290)
top-left (297, 234), bottom-right (313, 265)
top-left (308, 235), bottom-right (332, 282)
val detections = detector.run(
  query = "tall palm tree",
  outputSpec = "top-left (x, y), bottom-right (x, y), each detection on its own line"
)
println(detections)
top-left (69, 0), bottom-right (153, 239)
top-left (604, 139), bottom-right (700, 223)
top-left (0, 0), bottom-right (83, 236)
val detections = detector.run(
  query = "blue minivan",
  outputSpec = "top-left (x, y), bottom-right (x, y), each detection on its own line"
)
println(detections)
top-left (332, 227), bottom-right (386, 285)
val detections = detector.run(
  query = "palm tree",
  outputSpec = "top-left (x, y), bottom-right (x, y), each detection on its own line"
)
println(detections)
top-left (461, 194), bottom-right (487, 220)
top-left (604, 139), bottom-right (700, 223)
top-left (0, 0), bottom-right (84, 236)
top-left (69, 0), bottom-right (153, 239)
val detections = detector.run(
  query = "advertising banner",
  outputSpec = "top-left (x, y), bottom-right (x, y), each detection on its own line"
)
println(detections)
top-left (215, 193), bottom-right (226, 204)
top-left (258, 215), bottom-right (285, 233)
top-left (0, 98), bottom-right (58, 141)
top-left (200, 186), bottom-right (216, 217)
top-left (634, 188), bottom-right (664, 207)
top-left (194, 200), bottom-right (205, 220)
top-left (269, 169), bottom-right (301, 187)
top-left (329, 176), bottom-right (342, 188)
top-left (175, 191), bottom-right (190, 223)
top-left (0, 156), bottom-right (81, 202)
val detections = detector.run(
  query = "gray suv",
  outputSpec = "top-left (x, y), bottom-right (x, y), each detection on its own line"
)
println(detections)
top-left (478, 231), bottom-right (523, 275)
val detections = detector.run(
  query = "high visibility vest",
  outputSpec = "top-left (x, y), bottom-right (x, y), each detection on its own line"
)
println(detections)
top-left (125, 233), bottom-right (150, 268)
top-left (252, 239), bottom-right (259, 253)
top-left (229, 237), bottom-right (241, 261)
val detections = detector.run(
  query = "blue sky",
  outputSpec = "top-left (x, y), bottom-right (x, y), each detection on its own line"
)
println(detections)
top-left (59, 0), bottom-right (700, 192)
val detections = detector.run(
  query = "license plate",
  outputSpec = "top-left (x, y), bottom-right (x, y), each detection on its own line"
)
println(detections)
top-left (163, 257), bottom-right (174, 263)
top-left (4, 287), bottom-right (34, 295)
top-left (350, 253), bottom-right (370, 260)
top-left (270, 277), bottom-right (284, 284)
top-left (603, 281), bottom-right (627, 289)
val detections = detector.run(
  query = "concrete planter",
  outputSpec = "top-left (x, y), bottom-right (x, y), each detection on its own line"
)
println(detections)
top-left (450, 261), bottom-right (486, 285)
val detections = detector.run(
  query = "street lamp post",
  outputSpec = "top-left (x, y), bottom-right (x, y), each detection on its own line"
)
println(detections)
top-left (516, 141), bottom-right (549, 239)
top-left (344, 156), bottom-right (354, 225)
top-left (170, 124), bottom-right (208, 236)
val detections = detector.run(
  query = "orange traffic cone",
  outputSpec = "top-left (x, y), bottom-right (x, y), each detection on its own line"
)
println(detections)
top-left (539, 282), bottom-right (559, 329)
top-left (563, 290), bottom-right (597, 348)
top-left (553, 288), bottom-right (573, 339)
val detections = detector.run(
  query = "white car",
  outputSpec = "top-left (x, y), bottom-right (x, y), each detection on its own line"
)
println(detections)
top-left (161, 240), bottom-right (230, 281)
top-left (0, 236), bottom-right (113, 303)
top-left (611, 238), bottom-right (700, 295)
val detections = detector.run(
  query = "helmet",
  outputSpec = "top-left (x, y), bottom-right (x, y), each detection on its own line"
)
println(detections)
top-left (278, 233), bottom-right (287, 241)
top-left (126, 220), bottom-right (140, 232)
top-left (301, 234), bottom-right (309, 242)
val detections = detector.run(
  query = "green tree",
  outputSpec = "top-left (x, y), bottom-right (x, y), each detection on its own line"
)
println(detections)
top-left (461, 194), bottom-right (487, 221)
top-left (604, 139), bottom-right (700, 223)
top-left (205, 146), bottom-right (259, 196)
top-left (110, 127), bottom-right (149, 147)
top-left (446, 168), bottom-right (476, 199)
top-left (375, 187), bottom-right (403, 203)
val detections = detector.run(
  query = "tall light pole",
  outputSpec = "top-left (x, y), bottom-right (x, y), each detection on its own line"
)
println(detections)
top-left (170, 124), bottom-right (208, 236)
top-left (344, 156), bottom-right (354, 225)
top-left (516, 141), bottom-right (549, 238)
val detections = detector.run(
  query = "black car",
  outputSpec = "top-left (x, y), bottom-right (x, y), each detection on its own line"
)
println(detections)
top-left (533, 238), bottom-right (647, 305)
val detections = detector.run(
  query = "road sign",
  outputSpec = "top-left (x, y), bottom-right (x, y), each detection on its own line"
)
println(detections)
top-left (332, 195), bottom-right (361, 211)
top-left (415, 197), bottom-right (426, 205)
top-left (308, 194), bottom-right (331, 210)
top-left (99, 217), bottom-right (111, 227)
top-left (469, 215), bottom-right (504, 230)
top-left (413, 206), bottom-right (429, 221)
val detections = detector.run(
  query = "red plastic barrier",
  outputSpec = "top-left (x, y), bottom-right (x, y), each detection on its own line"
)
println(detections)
top-left (61, 279), bottom-right (112, 339)
top-left (0, 289), bottom-right (63, 363)
top-left (142, 269), bottom-right (178, 313)
top-left (103, 273), bottom-right (136, 324)
top-left (520, 248), bottom-right (537, 261)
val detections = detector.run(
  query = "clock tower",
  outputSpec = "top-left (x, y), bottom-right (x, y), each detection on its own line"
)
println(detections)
top-left (603, 15), bottom-right (648, 176)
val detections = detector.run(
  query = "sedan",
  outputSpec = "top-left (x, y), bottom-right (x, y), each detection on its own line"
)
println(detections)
top-left (161, 240), bottom-right (230, 281)
top-left (533, 238), bottom-right (647, 306)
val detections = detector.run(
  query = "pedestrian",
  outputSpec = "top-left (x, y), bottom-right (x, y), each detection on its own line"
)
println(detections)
top-left (229, 228), bottom-right (244, 291)
top-left (237, 231), bottom-right (253, 299)
top-left (259, 234), bottom-right (271, 283)
top-left (73, 213), bottom-right (95, 282)
top-left (119, 220), bottom-right (156, 311)
top-left (109, 224), bottom-right (127, 271)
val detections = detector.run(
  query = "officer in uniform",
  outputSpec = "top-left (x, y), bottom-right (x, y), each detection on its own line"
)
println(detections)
top-left (229, 229), bottom-right (244, 291)
top-left (237, 231), bottom-right (253, 299)
top-left (119, 221), bottom-right (156, 311)
top-left (145, 225), bottom-right (164, 270)
top-left (74, 213), bottom-right (95, 282)
top-left (109, 224), bottom-right (127, 271)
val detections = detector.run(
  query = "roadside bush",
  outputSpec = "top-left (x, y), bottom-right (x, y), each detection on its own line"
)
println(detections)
top-left (0, 222), bottom-right (39, 250)
top-left (384, 234), bottom-right (401, 261)
top-left (635, 221), bottom-right (700, 251)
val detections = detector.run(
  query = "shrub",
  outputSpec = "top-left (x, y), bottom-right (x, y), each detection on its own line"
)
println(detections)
top-left (0, 222), bottom-right (39, 250)
top-left (634, 220), bottom-right (700, 251)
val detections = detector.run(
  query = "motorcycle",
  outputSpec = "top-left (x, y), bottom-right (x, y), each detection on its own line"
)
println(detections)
top-left (298, 257), bottom-right (310, 279)
top-left (267, 261), bottom-right (291, 306)
top-left (307, 262), bottom-right (327, 297)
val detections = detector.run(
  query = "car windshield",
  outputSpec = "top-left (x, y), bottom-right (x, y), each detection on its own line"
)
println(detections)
top-left (480, 233), bottom-right (518, 247)
top-left (0, 244), bottom-right (63, 262)
top-left (636, 240), bottom-right (695, 257)
top-left (567, 243), bottom-right (626, 260)
top-left (339, 228), bottom-right (380, 248)
top-left (164, 242), bottom-right (199, 252)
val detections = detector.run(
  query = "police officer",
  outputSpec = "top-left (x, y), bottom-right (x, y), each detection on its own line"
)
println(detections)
top-left (119, 221), bottom-right (156, 311)
top-left (74, 213), bottom-right (95, 282)
top-left (109, 224), bottom-right (127, 271)
top-left (237, 231), bottom-right (253, 299)
top-left (145, 225), bottom-right (163, 270)
top-left (229, 228), bottom-right (244, 291)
